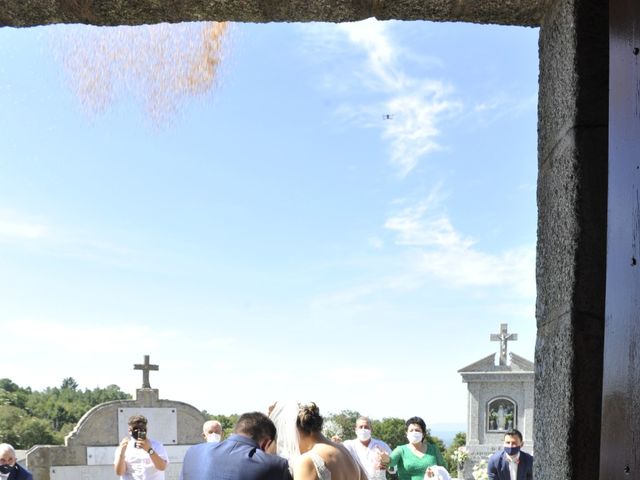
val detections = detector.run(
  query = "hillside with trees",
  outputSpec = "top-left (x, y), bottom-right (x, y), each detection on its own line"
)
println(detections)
top-left (0, 378), bottom-right (131, 448)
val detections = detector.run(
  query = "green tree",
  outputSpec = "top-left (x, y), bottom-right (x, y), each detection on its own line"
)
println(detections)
top-left (444, 432), bottom-right (467, 474)
top-left (372, 417), bottom-right (406, 449)
top-left (14, 417), bottom-right (56, 448)
top-left (203, 413), bottom-right (239, 440)
top-left (0, 405), bottom-right (24, 446)
top-left (60, 377), bottom-right (79, 391)
top-left (326, 410), bottom-right (360, 441)
top-left (0, 378), bottom-right (132, 449)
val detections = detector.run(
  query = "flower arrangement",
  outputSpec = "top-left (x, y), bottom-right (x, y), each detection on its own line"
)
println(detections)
top-left (472, 459), bottom-right (488, 480)
top-left (451, 446), bottom-right (470, 469)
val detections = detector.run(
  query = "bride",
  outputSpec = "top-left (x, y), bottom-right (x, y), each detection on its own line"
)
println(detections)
top-left (269, 401), bottom-right (368, 480)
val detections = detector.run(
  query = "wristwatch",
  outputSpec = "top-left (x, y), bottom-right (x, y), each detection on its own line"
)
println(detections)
top-left (147, 448), bottom-right (155, 456)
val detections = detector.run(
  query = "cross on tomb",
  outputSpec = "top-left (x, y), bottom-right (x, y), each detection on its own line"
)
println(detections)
top-left (490, 323), bottom-right (518, 366)
top-left (134, 354), bottom-right (159, 388)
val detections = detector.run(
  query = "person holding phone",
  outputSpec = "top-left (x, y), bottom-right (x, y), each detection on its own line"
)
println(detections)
top-left (114, 414), bottom-right (169, 480)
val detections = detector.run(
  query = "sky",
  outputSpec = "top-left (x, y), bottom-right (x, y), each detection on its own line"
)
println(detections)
top-left (0, 19), bottom-right (539, 431)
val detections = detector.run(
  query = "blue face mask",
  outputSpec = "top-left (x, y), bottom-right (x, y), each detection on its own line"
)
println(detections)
top-left (504, 446), bottom-right (521, 456)
top-left (0, 465), bottom-right (13, 474)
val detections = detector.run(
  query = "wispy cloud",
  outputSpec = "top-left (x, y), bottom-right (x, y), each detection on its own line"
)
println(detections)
top-left (0, 210), bottom-right (48, 239)
top-left (384, 191), bottom-right (535, 297)
top-left (0, 207), bottom-right (134, 265)
top-left (469, 92), bottom-right (537, 128)
top-left (306, 20), bottom-right (462, 177)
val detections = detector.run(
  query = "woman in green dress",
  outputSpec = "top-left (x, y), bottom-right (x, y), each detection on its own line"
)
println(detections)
top-left (379, 416), bottom-right (447, 480)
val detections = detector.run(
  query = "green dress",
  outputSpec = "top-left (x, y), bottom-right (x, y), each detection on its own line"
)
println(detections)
top-left (388, 443), bottom-right (447, 480)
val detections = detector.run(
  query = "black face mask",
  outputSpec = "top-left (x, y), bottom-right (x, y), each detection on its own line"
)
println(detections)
top-left (0, 464), bottom-right (13, 474)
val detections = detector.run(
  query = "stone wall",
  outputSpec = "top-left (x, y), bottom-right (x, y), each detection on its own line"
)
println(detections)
top-left (26, 389), bottom-right (206, 480)
top-left (535, 0), bottom-right (608, 478)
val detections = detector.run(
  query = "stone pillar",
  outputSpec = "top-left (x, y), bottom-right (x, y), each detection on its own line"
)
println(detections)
top-left (534, 0), bottom-right (608, 478)
top-left (467, 383), bottom-right (480, 446)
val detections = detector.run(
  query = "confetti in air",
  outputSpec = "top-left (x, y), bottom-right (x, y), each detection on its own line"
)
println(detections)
top-left (58, 21), bottom-right (229, 123)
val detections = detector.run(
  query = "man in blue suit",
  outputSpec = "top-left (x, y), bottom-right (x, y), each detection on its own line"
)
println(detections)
top-left (180, 411), bottom-right (292, 480)
top-left (0, 443), bottom-right (33, 480)
top-left (487, 429), bottom-right (533, 480)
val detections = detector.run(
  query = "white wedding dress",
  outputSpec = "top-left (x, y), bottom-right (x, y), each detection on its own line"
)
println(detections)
top-left (269, 401), bottom-right (332, 480)
top-left (302, 451), bottom-right (331, 480)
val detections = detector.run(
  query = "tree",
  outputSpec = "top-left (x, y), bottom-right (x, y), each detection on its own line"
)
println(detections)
top-left (444, 432), bottom-right (467, 474)
top-left (372, 417), bottom-right (406, 449)
top-left (60, 377), bottom-right (79, 391)
top-left (0, 378), bottom-right (132, 449)
top-left (14, 417), bottom-right (56, 448)
top-left (0, 405), bottom-right (23, 446)
top-left (325, 410), bottom-right (361, 441)
top-left (203, 413), bottom-right (239, 439)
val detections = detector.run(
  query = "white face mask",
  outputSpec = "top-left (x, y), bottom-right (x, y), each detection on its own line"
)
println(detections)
top-left (355, 428), bottom-right (372, 442)
top-left (206, 432), bottom-right (221, 443)
top-left (407, 431), bottom-right (423, 444)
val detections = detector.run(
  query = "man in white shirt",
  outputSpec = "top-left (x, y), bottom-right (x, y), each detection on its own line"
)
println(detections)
top-left (114, 414), bottom-right (169, 480)
top-left (202, 420), bottom-right (224, 443)
top-left (342, 416), bottom-right (393, 480)
top-left (487, 429), bottom-right (533, 480)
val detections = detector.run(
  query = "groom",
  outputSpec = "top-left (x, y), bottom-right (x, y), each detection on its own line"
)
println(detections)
top-left (180, 412), bottom-right (292, 480)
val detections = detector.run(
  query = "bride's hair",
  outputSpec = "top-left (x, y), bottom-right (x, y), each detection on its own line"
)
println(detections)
top-left (297, 402), bottom-right (323, 434)
top-left (269, 401), bottom-right (324, 461)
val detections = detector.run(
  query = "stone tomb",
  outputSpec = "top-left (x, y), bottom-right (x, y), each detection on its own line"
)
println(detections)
top-left (457, 324), bottom-right (534, 479)
top-left (26, 357), bottom-right (205, 480)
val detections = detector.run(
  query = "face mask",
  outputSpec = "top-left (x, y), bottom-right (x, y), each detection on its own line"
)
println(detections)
top-left (407, 431), bottom-right (423, 444)
top-left (504, 446), bottom-right (521, 456)
top-left (355, 428), bottom-right (371, 442)
top-left (0, 465), bottom-right (12, 474)
top-left (206, 433), bottom-right (221, 443)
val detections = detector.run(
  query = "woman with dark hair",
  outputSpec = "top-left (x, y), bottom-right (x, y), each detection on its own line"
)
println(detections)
top-left (269, 401), bottom-right (367, 480)
top-left (379, 416), bottom-right (447, 480)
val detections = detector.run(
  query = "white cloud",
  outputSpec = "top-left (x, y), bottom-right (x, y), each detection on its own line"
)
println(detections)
top-left (308, 19), bottom-right (462, 177)
top-left (0, 211), bottom-right (48, 239)
top-left (384, 194), bottom-right (535, 297)
top-left (470, 93), bottom-right (537, 126)
top-left (338, 20), bottom-right (405, 91)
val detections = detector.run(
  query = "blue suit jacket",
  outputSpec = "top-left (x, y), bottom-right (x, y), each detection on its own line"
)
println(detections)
top-left (487, 450), bottom-right (533, 480)
top-left (180, 434), bottom-right (293, 480)
top-left (7, 463), bottom-right (33, 480)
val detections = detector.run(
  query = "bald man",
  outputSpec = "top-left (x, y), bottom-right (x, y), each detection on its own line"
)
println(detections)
top-left (202, 420), bottom-right (223, 443)
top-left (0, 443), bottom-right (32, 480)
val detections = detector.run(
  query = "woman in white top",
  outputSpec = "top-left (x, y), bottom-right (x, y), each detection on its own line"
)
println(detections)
top-left (269, 402), bottom-right (368, 480)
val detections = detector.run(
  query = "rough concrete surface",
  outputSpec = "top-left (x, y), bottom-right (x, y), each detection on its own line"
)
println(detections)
top-left (0, 0), bottom-right (545, 28)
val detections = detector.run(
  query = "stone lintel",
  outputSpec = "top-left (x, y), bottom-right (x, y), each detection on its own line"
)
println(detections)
top-left (0, 0), bottom-right (546, 28)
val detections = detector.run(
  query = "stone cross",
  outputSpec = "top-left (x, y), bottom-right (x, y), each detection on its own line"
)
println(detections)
top-left (490, 323), bottom-right (518, 366)
top-left (134, 355), bottom-right (159, 388)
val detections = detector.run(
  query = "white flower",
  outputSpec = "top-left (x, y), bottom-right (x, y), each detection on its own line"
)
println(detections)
top-left (472, 459), bottom-right (489, 480)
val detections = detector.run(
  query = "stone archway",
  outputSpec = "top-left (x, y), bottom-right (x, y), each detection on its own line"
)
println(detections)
top-left (0, 2), bottom-right (610, 479)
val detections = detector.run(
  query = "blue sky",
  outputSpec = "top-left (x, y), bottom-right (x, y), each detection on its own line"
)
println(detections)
top-left (0, 20), bottom-right (538, 428)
